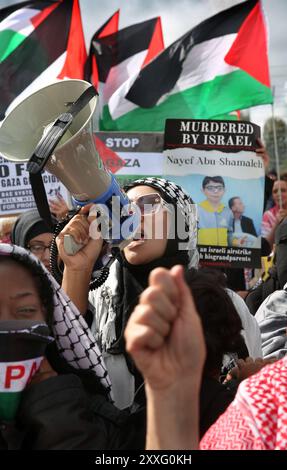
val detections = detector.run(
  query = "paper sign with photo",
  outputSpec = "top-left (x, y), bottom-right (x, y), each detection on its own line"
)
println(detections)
top-left (163, 119), bottom-right (264, 268)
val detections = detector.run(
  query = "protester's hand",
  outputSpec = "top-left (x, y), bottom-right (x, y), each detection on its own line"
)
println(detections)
top-left (256, 138), bottom-right (270, 171)
top-left (125, 265), bottom-right (206, 391)
top-left (49, 193), bottom-right (70, 221)
top-left (224, 357), bottom-right (276, 383)
top-left (56, 204), bottom-right (103, 272)
top-left (29, 358), bottom-right (57, 386)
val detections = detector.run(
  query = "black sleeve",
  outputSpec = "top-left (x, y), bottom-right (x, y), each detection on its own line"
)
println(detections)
top-left (245, 283), bottom-right (264, 315)
top-left (264, 175), bottom-right (274, 211)
top-left (249, 219), bottom-right (257, 237)
top-left (17, 374), bottom-right (111, 450)
top-left (200, 377), bottom-right (235, 438)
top-left (261, 237), bottom-right (272, 256)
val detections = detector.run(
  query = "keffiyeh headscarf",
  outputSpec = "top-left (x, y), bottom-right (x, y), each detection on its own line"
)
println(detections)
top-left (124, 177), bottom-right (198, 267)
top-left (200, 356), bottom-right (287, 450)
top-left (0, 243), bottom-right (112, 400)
top-left (96, 177), bottom-right (198, 356)
top-left (89, 178), bottom-right (198, 407)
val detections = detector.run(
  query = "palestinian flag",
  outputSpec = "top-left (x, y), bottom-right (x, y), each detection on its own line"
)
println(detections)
top-left (101, 0), bottom-right (273, 132)
top-left (86, 17), bottom-right (164, 121)
top-left (0, 321), bottom-right (53, 421)
top-left (85, 10), bottom-right (120, 89)
top-left (0, 0), bottom-right (87, 120)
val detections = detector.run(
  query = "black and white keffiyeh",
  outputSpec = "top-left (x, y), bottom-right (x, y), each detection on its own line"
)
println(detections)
top-left (125, 177), bottom-right (198, 267)
top-left (0, 243), bottom-right (112, 399)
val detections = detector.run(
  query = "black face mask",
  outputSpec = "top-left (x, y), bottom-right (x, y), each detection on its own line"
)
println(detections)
top-left (0, 320), bottom-right (53, 421)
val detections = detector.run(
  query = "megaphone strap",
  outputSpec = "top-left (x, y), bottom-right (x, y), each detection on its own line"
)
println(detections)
top-left (29, 172), bottom-right (54, 229)
top-left (68, 85), bottom-right (98, 119)
top-left (27, 86), bottom-right (98, 174)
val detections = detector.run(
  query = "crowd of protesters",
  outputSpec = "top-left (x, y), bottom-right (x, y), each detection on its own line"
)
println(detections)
top-left (0, 139), bottom-right (286, 451)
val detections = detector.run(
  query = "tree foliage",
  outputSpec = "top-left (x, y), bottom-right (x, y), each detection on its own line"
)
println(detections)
top-left (263, 117), bottom-right (287, 170)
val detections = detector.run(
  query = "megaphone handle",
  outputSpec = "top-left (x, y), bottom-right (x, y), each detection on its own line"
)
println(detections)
top-left (63, 234), bottom-right (84, 255)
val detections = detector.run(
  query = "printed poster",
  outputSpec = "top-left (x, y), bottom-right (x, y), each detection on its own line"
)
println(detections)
top-left (0, 132), bottom-right (164, 216)
top-left (0, 156), bottom-right (69, 216)
top-left (163, 119), bottom-right (264, 268)
top-left (95, 132), bottom-right (164, 187)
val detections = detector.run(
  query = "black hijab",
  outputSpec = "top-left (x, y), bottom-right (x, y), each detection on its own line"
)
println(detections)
top-left (11, 209), bottom-right (56, 248)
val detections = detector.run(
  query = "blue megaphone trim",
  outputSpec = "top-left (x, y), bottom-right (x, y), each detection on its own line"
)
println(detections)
top-left (72, 174), bottom-right (140, 244)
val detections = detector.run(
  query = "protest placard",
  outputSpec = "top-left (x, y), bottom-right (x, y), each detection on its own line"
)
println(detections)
top-left (95, 132), bottom-right (164, 187)
top-left (0, 132), bottom-right (163, 216)
top-left (163, 119), bottom-right (264, 268)
top-left (0, 156), bottom-right (69, 216)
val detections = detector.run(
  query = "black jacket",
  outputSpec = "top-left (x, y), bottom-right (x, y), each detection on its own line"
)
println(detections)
top-left (200, 376), bottom-right (236, 438)
top-left (232, 215), bottom-right (257, 236)
top-left (0, 374), bottom-right (145, 450)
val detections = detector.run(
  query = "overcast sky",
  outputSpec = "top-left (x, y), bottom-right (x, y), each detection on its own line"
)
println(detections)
top-left (1, 0), bottom-right (287, 128)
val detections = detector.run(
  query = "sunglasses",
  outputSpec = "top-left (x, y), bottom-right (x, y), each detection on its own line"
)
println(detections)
top-left (128, 193), bottom-right (169, 215)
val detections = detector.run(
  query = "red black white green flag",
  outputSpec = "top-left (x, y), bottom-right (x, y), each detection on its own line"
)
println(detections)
top-left (0, 0), bottom-right (87, 120)
top-left (85, 10), bottom-right (120, 90)
top-left (85, 17), bottom-right (164, 124)
top-left (101, 0), bottom-right (273, 132)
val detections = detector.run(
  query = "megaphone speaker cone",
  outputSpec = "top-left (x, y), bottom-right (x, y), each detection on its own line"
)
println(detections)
top-left (0, 79), bottom-right (110, 201)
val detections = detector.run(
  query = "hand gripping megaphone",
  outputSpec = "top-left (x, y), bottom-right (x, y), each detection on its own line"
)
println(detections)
top-left (0, 80), bottom-right (139, 255)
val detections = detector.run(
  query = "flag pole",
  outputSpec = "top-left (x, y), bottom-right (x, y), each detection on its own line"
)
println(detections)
top-left (271, 86), bottom-right (282, 208)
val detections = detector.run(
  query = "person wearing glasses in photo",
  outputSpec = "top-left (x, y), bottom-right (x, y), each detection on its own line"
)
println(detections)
top-left (56, 178), bottom-right (198, 410)
top-left (11, 209), bottom-right (57, 272)
top-left (198, 176), bottom-right (233, 247)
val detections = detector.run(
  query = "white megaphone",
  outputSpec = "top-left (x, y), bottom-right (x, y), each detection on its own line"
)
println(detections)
top-left (0, 79), bottom-right (139, 254)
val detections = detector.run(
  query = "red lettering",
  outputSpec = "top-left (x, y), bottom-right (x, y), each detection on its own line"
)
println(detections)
top-left (27, 361), bottom-right (40, 384)
top-left (4, 365), bottom-right (25, 389)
